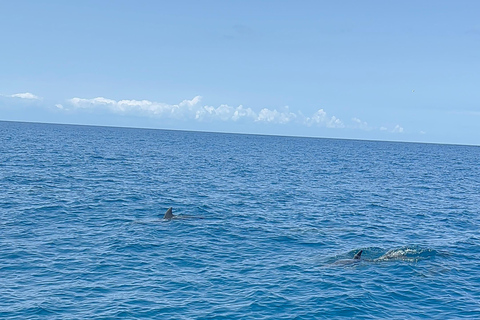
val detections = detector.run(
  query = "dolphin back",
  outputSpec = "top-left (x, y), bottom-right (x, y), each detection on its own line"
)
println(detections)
top-left (353, 250), bottom-right (363, 260)
top-left (163, 207), bottom-right (174, 219)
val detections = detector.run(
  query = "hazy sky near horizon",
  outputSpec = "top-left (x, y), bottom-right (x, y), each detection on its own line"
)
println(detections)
top-left (1, 1), bottom-right (479, 145)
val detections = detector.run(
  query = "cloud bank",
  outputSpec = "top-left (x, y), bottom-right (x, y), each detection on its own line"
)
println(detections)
top-left (65, 95), bottom-right (347, 128)
top-left (1, 92), bottom-right (406, 134)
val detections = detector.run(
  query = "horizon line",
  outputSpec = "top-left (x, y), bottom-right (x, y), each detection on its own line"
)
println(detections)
top-left (1, 119), bottom-right (478, 148)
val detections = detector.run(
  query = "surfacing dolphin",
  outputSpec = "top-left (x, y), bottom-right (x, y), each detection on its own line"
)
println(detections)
top-left (333, 250), bottom-right (363, 265)
top-left (353, 250), bottom-right (363, 260)
top-left (163, 207), bottom-right (175, 219)
top-left (163, 207), bottom-right (203, 220)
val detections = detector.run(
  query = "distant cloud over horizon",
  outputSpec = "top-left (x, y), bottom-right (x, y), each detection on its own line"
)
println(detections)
top-left (2, 92), bottom-right (42, 100)
top-left (1, 91), bottom-right (405, 134)
top-left (65, 95), bottom-right (358, 130)
top-left (392, 125), bottom-right (404, 133)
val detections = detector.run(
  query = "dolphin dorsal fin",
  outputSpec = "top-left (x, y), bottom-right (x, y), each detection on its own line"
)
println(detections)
top-left (353, 250), bottom-right (363, 260)
top-left (163, 207), bottom-right (174, 219)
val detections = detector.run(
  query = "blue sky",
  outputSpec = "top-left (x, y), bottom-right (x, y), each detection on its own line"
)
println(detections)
top-left (1, 1), bottom-right (479, 145)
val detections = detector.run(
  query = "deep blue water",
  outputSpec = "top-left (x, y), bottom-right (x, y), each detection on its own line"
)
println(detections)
top-left (1, 120), bottom-right (480, 319)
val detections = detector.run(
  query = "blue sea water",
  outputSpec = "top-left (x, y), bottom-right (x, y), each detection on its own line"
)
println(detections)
top-left (1, 120), bottom-right (480, 319)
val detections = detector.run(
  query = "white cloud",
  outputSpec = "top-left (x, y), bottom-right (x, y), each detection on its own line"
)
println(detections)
top-left (304, 108), bottom-right (344, 128)
top-left (63, 95), bottom-right (414, 133)
top-left (351, 117), bottom-right (371, 130)
top-left (256, 106), bottom-right (297, 124)
top-left (69, 97), bottom-right (117, 108)
top-left (66, 96), bottom-right (309, 125)
top-left (308, 108), bottom-right (327, 124)
top-left (0, 92), bottom-right (414, 136)
top-left (232, 105), bottom-right (257, 121)
top-left (327, 116), bottom-right (344, 128)
top-left (195, 104), bottom-right (250, 122)
top-left (392, 125), bottom-right (404, 133)
top-left (68, 96), bottom-right (202, 119)
top-left (179, 96), bottom-right (202, 108)
top-left (3, 92), bottom-right (42, 100)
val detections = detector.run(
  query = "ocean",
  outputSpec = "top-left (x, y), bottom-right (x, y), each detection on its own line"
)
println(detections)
top-left (1, 120), bottom-right (479, 319)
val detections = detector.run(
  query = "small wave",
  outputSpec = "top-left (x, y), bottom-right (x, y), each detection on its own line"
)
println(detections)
top-left (372, 246), bottom-right (438, 263)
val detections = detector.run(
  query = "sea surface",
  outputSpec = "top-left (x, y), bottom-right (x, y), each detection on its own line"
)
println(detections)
top-left (1, 120), bottom-right (480, 319)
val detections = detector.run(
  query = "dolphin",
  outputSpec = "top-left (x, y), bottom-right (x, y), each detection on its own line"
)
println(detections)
top-left (333, 250), bottom-right (363, 265)
top-left (353, 250), bottom-right (363, 260)
top-left (162, 207), bottom-right (203, 220)
top-left (163, 207), bottom-right (174, 219)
